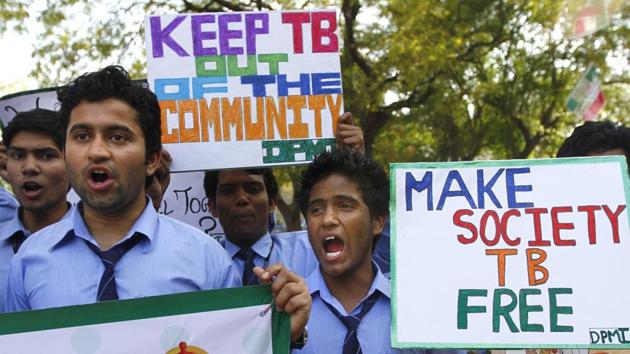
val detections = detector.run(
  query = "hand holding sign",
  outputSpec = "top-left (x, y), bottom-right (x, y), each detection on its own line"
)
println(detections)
top-left (335, 112), bottom-right (365, 154)
top-left (254, 264), bottom-right (311, 342)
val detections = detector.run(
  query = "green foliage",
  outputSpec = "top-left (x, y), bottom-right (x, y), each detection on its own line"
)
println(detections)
top-left (0, 0), bottom-right (28, 33)
top-left (2, 0), bottom-right (628, 229)
top-left (367, 0), bottom-right (629, 164)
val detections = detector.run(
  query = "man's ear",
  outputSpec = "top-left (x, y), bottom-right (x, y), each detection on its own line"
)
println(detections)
top-left (268, 196), bottom-right (277, 214)
top-left (208, 198), bottom-right (218, 217)
top-left (371, 214), bottom-right (386, 236)
top-left (145, 150), bottom-right (161, 177)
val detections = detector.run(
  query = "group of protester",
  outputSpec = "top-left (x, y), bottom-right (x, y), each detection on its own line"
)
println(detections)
top-left (0, 64), bottom-right (627, 353)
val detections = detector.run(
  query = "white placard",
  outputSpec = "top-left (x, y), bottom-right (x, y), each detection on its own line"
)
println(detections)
top-left (145, 10), bottom-right (342, 172)
top-left (391, 156), bottom-right (630, 349)
top-left (155, 171), bottom-right (224, 239)
top-left (0, 88), bottom-right (59, 127)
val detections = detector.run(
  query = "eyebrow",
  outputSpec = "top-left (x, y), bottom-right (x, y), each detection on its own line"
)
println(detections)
top-left (67, 123), bottom-right (91, 133)
top-left (8, 146), bottom-right (60, 154)
top-left (68, 123), bottom-right (136, 135)
top-left (106, 124), bottom-right (136, 135)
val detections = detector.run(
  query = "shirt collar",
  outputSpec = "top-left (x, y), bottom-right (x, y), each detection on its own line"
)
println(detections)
top-left (0, 209), bottom-right (27, 241)
top-left (223, 232), bottom-right (272, 259)
top-left (0, 204), bottom-right (74, 242)
top-left (307, 261), bottom-right (391, 304)
top-left (52, 199), bottom-right (156, 252)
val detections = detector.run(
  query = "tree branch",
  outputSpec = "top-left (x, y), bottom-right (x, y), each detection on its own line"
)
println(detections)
top-left (342, 0), bottom-right (373, 77)
top-left (603, 78), bottom-right (630, 85)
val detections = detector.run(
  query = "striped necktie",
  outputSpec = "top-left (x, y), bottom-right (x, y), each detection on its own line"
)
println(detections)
top-left (321, 291), bottom-right (381, 354)
top-left (236, 248), bottom-right (259, 286)
top-left (83, 233), bottom-right (143, 301)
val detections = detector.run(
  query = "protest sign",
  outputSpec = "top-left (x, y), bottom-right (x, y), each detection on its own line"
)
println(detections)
top-left (0, 285), bottom-right (289, 353)
top-left (155, 171), bottom-right (224, 239)
top-left (390, 156), bottom-right (630, 349)
top-left (0, 87), bottom-right (59, 127)
top-left (145, 10), bottom-right (342, 172)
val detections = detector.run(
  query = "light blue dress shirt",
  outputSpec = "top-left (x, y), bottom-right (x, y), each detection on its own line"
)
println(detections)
top-left (223, 231), bottom-right (319, 279)
top-left (0, 205), bottom-right (73, 312)
top-left (0, 188), bottom-right (18, 224)
top-left (295, 265), bottom-right (461, 354)
top-left (4, 201), bottom-right (240, 312)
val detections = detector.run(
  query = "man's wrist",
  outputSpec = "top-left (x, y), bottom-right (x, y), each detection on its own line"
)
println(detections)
top-left (290, 326), bottom-right (308, 350)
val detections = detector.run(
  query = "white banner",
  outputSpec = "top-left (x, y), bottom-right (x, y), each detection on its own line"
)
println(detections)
top-left (391, 156), bottom-right (630, 349)
top-left (0, 286), bottom-right (289, 353)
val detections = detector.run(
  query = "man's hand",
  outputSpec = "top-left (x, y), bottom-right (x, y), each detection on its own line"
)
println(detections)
top-left (254, 264), bottom-right (311, 341)
top-left (335, 112), bottom-right (365, 154)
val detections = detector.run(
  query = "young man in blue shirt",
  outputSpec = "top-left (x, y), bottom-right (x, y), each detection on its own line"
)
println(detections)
top-left (204, 168), bottom-right (319, 281)
top-left (5, 66), bottom-right (311, 343)
top-left (0, 109), bottom-right (72, 311)
top-left (296, 148), bottom-right (456, 353)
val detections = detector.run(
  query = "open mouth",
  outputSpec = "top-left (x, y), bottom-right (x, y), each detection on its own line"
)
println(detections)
top-left (323, 236), bottom-right (345, 259)
top-left (90, 168), bottom-right (111, 184)
top-left (86, 167), bottom-right (114, 191)
top-left (22, 181), bottom-right (42, 197)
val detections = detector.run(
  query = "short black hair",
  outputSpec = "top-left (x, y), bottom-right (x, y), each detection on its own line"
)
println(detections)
top-left (557, 120), bottom-right (630, 160)
top-left (298, 148), bottom-right (389, 218)
top-left (3, 109), bottom-right (63, 149)
top-left (57, 65), bottom-right (162, 156)
top-left (203, 168), bottom-right (279, 203)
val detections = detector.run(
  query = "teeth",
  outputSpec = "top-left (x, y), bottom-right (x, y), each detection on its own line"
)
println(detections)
top-left (326, 251), bottom-right (342, 258)
top-left (325, 236), bottom-right (336, 241)
top-left (94, 169), bottom-right (106, 175)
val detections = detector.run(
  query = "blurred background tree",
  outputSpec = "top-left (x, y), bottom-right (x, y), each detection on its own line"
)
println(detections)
top-left (2, 0), bottom-right (628, 230)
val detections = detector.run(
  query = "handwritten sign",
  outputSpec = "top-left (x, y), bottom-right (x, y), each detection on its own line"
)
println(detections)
top-left (390, 156), bottom-right (630, 349)
top-left (145, 10), bottom-right (342, 172)
top-left (155, 171), bottom-right (224, 240)
top-left (0, 88), bottom-right (59, 126)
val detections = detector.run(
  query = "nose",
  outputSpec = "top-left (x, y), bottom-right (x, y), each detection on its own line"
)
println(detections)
top-left (87, 135), bottom-right (111, 162)
top-left (322, 206), bottom-right (339, 227)
top-left (234, 187), bottom-right (250, 207)
top-left (22, 154), bottom-right (40, 177)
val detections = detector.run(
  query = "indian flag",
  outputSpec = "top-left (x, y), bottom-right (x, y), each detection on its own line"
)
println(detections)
top-left (0, 286), bottom-right (289, 353)
top-left (565, 64), bottom-right (606, 121)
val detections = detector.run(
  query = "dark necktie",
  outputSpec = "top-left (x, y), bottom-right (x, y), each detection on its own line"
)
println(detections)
top-left (10, 231), bottom-right (26, 254)
top-left (322, 291), bottom-right (381, 354)
top-left (83, 233), bottom-right (142, 301)
top-left (236, 248), bottom-right (259, 286)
